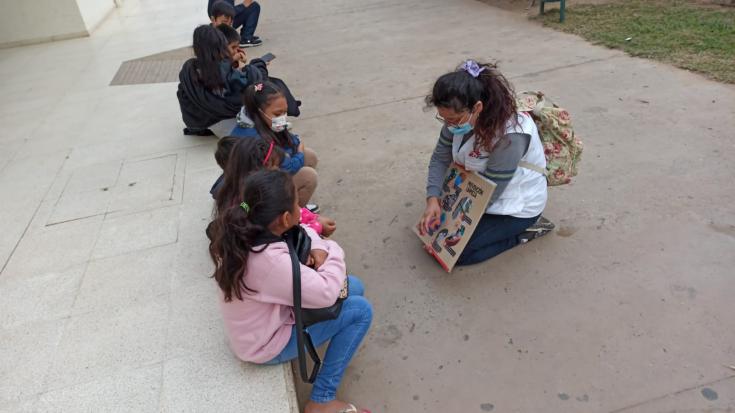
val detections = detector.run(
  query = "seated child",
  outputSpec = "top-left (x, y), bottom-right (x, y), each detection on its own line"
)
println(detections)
top-left (209, 0), bottom-right (235, 26)
top-left (215, 23), bottom-right (302, 117)
top-left (217, 24), bottom-right (271, 78)
top-left (213, 137), bottom-right (336, 237)
top-left (208, 0), bottom-right (262, 47)
top-left (230, 82), bottom-right (318, 208)
top-left (177, 25), bottom-right (268, 135)
top-left (208, 169), bottom-right (371, 413)
top-left (216, 24), bottom-right (247, 70)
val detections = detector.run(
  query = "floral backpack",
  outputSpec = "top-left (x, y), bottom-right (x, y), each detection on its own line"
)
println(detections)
top-left (516, 91), bottom-right (583, 186)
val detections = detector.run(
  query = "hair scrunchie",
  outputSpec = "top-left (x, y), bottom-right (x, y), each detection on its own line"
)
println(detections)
top-left (460, 60), bottom-right (486, 78)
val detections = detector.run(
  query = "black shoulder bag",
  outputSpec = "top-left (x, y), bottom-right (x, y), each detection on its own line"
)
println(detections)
top-left (283, 226), bottom-right (347, 383)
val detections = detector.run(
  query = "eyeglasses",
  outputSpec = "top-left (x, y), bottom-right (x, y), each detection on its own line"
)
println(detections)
top-left (435, 111), bottom-right (472, 127)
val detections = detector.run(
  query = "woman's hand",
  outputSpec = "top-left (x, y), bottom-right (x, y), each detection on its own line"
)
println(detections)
top-left (309, 249), bottom-right (328, 269)
top-left (418, 197), bottom-right (441, 236)
top-left (297, 141), bottom-right (305, 153)
top-left (318, 216), bottom-right (337, 237)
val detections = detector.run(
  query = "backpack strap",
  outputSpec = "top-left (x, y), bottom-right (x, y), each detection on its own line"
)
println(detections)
top-left (287, 235), bottom-right (322, 384)
top-left (518, 160), bottom-right (547, 176)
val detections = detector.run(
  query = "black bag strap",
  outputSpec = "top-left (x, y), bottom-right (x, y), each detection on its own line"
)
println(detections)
top-left (286, 235), bottom-right (322, 383)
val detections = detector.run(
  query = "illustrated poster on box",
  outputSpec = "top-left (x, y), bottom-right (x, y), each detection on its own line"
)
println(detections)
top-left (414, 163), bottom-right (497, 272)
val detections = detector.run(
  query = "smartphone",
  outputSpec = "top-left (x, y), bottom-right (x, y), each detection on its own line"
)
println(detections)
top-left (260, 53), bottom-right (276, 63)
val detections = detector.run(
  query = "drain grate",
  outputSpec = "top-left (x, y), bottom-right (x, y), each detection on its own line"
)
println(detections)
top-left (110, 46), bottom-right (193, 86)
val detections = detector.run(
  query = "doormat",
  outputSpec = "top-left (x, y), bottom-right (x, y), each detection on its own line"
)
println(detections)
top-left (110, 46), bottom-right (193, 86)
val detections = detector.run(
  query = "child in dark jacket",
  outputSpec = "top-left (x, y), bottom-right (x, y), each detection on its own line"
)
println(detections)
top-left (177, 25), bottom-right (269, 135)
top-left (208, 0), bottom-right (262, 47)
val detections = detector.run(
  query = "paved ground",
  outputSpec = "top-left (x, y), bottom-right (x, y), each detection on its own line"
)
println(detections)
top-left (0, 1), bottom-right (297, 412)
top-left (276, 0), bottom-right (735, 412)
top-left (1, 0), bottom-right (734, 412)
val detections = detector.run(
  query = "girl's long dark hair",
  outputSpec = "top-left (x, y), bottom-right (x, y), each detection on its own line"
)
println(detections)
top-left (192, 25), bottom-right (228, 92)
top-left (426, 61), bottom-right (517, 152)
top-left (209, 170), bottom-right (296, 302)
top-left (215, 137), bottom-right (283, 213)
top-left (242, 81), bottom-right (297, 151)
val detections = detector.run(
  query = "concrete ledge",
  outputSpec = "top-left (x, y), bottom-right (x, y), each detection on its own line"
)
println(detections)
top-left (282, 364), bottom-right (302, 413)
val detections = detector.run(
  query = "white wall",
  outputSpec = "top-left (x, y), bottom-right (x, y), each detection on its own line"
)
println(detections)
top-left (0, 0), bottom-right (87, 47)
top-left (0, 0), bottom-right (117, 48)
top-left (75, 0), bottom-right (116, 32)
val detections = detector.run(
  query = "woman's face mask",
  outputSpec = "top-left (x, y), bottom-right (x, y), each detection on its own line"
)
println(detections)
top-left (447, 113), bottom-right (474, 135)
top-left (437, 106), bottom-right (479, 136)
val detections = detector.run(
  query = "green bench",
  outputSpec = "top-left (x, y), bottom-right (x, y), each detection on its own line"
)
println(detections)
top-left (532, 0), bottom-right (566, 22)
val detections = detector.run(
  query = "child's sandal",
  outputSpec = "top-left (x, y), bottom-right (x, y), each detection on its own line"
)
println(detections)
top-left (338, 404), bottom-right (370, 413)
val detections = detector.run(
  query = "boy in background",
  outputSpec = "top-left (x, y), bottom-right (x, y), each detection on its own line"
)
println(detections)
top-left (209, 0), bottom-right (262, 47)
top-left (217, 24), bottom-right (248, 70)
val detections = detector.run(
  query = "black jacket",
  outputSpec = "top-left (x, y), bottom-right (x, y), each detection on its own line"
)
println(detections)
top-left (177, 58), bottom-right (238, 130)
top-left (176, 58), bottom-right (300, 130)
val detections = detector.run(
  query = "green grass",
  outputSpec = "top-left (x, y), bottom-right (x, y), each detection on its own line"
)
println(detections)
top-left (537, 0), bottom-right (735, 83)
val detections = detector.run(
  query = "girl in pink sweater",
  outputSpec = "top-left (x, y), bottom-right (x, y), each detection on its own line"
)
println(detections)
top-left (208, 170), bottom-right (372, 413)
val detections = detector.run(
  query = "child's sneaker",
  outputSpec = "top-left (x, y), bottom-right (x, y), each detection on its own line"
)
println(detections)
top-left (518, 216), bottom-right (555, 244)
top-left (183, 127), bottom-right (214, 136)
top-left (306, 203), bottom-right (320, 213)
top-left (240, 38), bottom-right (263, 48)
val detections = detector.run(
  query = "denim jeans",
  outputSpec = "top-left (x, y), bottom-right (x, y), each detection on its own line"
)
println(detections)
top-left (263, 275), bottom-right (373, 403)
top-left (234, 2), bottom-right (261, 40)
top-left (456, 213), bottom-right (540, 266)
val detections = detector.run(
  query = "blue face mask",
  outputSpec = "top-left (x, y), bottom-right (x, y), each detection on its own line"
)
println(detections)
top-left (446, 110), bottom-right (476, 135)
top-left (448, 123), bottom-right (473, 135)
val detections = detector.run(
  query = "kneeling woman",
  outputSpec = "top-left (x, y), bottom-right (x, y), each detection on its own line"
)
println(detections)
top-left (419, 60), bottom-right (553, 266)
top-left (209, 170), bottom-right (372, 413)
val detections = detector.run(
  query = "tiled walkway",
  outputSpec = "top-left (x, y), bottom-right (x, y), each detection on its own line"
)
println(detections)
top-left (0, 1), bottom-right (296, 411)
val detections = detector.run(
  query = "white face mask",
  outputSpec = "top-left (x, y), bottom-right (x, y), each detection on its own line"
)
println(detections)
top-left (261, 109), bottom-right (290, 133)
top-left (270, 114), bottom-right (289, 132)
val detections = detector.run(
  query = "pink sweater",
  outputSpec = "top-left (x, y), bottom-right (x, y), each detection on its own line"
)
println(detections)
top-left (219, 226), bottom-right (346, 363)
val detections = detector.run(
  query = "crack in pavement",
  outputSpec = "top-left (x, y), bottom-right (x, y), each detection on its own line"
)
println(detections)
top-left (298, 56), bottom-right (621, 121)
top-left (607, 374), bottom-right (735, 413)
top-left (511, 55), bottom-right (621, 80)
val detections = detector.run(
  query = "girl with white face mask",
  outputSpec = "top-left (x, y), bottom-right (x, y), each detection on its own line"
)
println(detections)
top-left (230, 81), bottom-right (320, 209)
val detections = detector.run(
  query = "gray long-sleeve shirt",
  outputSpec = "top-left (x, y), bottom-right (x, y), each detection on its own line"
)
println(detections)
top-left (426, 125), bottom-right (531, 204)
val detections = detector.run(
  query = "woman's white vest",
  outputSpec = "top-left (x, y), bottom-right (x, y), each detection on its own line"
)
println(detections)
top-left (451, 112), bottom-right (547, 218)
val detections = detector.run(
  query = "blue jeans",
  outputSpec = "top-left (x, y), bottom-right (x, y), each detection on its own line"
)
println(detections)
top-left (234, 2), bottom-right (260, 40)
top-left (457, 213), bottom-right (540, 266)
top-left (263, 275), bottom-right (373, 403)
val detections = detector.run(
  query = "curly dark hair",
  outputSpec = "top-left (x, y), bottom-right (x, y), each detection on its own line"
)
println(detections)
top-left (426, 61), bottom-right (517, 152)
